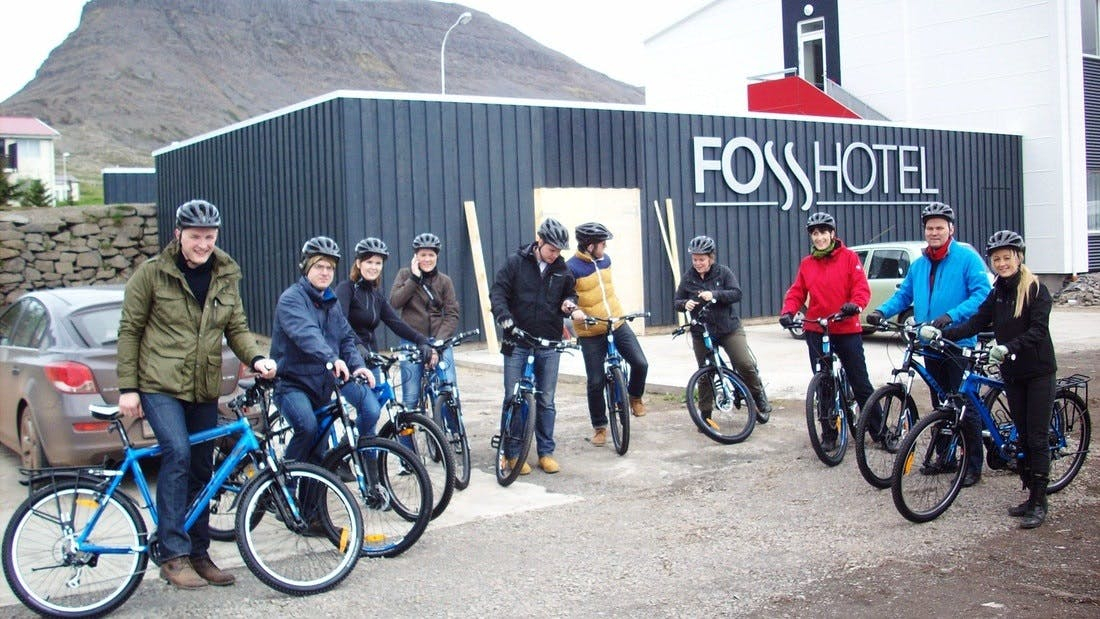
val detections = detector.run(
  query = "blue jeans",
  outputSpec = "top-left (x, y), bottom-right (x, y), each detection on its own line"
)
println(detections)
top-left (276, 376), bottom-right (380, 465)
top-left (140, 393), bottom-right (218, 561)
top-left (400, 341), bottom-right (457, 409)
top-left (502, 345), bottom-right (560, 457)
top-left (578, 324), bottom-right (648, 428)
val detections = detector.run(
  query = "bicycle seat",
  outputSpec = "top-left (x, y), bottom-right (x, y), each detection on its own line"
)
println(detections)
top-left (90, 405), bottom-right (121, 420)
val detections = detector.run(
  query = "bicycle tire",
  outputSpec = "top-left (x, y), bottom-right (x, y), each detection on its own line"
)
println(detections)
top-left (685, 366), bottom-right (756, 444)
top-left (3, 481), bottom-right (148, 617)
top-left (496, 392), bottom-right (536, 486)
top-left (434, 393), bottom-right (471, 490)
top-left (606, 366), bottom-right (631, 455)
top-left (805, 372), bottom-right (846, 466)
top-left (855, 383), bottom-right (919, 488)
top-left (1047, 389), bottom-right (1091, 494)
top-left (235, 462), bottom-right (361, 595)
top-left (378, 411), bottom-right (455, 519)
top-left (320, 438), bottom-right (432, 558)
top-left (891, 408), bottom-right (967, 523)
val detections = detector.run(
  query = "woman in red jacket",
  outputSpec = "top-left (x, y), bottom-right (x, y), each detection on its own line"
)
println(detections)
top-left (779, 212), bottom-right (874, 450)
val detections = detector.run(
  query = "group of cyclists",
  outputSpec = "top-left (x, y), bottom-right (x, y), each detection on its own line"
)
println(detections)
top-left (118, 197), bottom-right (1057, 590)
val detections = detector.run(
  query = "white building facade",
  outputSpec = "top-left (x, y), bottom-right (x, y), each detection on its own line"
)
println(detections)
top-left (645, 0), bottom-right (1100, 274)
top-left (0, 117), bottom-right (61, 201)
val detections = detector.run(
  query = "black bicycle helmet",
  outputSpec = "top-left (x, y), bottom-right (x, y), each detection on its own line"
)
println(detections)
top-left (175, 199), bottom-right (222, 229)
top-left (354, 237), bottom-right (389, 259)
top-left (986, 230), bottom-right (1025, 256)
top-left (575, 222), bottom-right (614, 247)
top-left (299, 236), bottom-right (341, 273)
top-left (921, 202), bottom-right (955, 224)
top-left (412, 232), bottom-right (442, 252)
top-left (537, 218), bottom-right (570, 250)
top-left (805, 212), bottom-right (836, 231)
top-left (687, 235), bottom-right (716, 255)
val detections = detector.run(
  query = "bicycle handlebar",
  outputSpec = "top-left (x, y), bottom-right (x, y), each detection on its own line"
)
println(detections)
top-left (583, 311), bottom-right (650, 327)
top-left (428, 328), bottom-right (481, 351)
top-left (506, 325), bottom-right (580, 351)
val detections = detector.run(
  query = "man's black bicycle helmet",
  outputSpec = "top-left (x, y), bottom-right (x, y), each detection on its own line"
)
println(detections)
top-left (355, 237), bottom-right (389, 259)
top-left (575, 222), bottom-right (613, 247)
top-left (921, 202), bottom-right (955, 224)
top-left (412, 232), bottom-right (442, 252)
top-left (538, 218), bottom-right (570, 250)
top-left (175, 200), bottom-right (222, 229)
top-left (805, 212), bottom-right (836, 231)
top-left (687, 235), bottom-right (716, 255)
top-left (299, 236), bottom-right (341, 273)
top-left (986, 230), bottom-right (1025, 256)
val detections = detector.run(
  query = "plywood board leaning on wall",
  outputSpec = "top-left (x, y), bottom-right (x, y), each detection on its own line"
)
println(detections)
top-left (532, 188), bottom-right (645, 334)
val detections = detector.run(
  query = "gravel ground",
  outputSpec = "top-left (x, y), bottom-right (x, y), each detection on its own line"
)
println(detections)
top-left (2, 348), bottom-right (1098, 617)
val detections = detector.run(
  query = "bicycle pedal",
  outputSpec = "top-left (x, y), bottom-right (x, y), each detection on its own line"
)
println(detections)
top-left (490, 434), bottom-right (501, 449)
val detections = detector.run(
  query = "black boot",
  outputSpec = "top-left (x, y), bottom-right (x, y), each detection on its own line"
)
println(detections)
top-left (1007, 478), bottom-right (1030, 517)
top-left (1020, 476), bottom-right (1048, 529)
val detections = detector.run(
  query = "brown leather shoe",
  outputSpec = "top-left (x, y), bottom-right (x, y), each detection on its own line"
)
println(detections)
top-left (190, 555), bottom-right (236, 586)
top-left (630, 397), bottom-right (647, 417)
top-left (160, 556), bottom-right (207, 590)
top-left (591, 427), bottom-right (608, 446)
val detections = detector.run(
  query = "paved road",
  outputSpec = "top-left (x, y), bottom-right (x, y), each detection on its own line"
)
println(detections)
top-left (1, 308), bottom-right (1097, 615)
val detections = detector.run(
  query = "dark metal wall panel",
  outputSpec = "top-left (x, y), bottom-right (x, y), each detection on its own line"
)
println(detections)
top-left (157, 95), bottom-right (1022, 336)
top-left (103, 170), bottom-right (156, 204)
top-left (1086, 57), bottom-right (1100, 168)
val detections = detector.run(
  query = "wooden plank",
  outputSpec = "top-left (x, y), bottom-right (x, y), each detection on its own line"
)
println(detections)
top-left (665, 197), bottom-right (682, 289)
top-left (463, 200), bottom-right (498, 351)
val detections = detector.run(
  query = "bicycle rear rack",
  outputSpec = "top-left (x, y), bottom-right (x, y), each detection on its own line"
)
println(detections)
top-left (1057, 373), bottom-right (1090, 405)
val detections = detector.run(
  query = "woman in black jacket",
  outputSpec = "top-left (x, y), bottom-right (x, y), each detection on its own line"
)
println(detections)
top-left (937, 230), bottom-right (1056, 529)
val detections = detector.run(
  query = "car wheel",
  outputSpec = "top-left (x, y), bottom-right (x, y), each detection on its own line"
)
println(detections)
top-left (788, 309), bottom-right (806, 340)
top-left (20, 409), bottom-right (48, 469)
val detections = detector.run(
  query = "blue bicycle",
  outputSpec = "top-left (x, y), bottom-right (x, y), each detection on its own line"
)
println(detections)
top-left (417, 328), bottom-right (481, 489)
top-left (854, 319), bottom-right (1007, 488)
top-left (492, 326), bottom-right (578, 486)
top-left (891, 338), bottom-right (1091, 523)
top-left (584, 312), bottom-right (648, 455)
top-left (2, 402), bottom-right (362, 616)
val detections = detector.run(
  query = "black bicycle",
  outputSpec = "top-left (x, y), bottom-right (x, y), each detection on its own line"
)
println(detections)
top-left (417, 328), bottom-right (480, 490)
top-left (798, 313), bottom-right (858, 465)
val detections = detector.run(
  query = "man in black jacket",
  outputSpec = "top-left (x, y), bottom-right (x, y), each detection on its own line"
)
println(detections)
top-left (490, 218), bottom-right (584, 474)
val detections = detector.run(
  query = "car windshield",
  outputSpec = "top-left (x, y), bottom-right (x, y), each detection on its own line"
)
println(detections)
top-left (70, 305), bottom-right (123, 347)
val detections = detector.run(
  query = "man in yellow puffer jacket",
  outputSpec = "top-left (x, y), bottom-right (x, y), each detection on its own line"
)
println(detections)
top-left (566, 222), bottom-right (650, 447)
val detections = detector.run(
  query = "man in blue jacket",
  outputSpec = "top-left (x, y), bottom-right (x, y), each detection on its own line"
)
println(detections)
top-left (867, 202), bottom-right (991, 486)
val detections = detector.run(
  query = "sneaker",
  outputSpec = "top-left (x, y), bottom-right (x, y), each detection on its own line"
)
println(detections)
top-left (591, 427), bottom-right (608, 446)
top-left (629, 397), bottom-right (647, 417)
top-left (189, 555), bottom-right (235, 586)
top-left (505, 458), bottom-right (532, 475)
top-left (160, 556), bottom-right (208, 590)
top-left (538, 455), bottom-right (560, 474)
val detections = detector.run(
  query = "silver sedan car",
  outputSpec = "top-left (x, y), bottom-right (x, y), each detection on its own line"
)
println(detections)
top-left (0, 285), bottom-right (245, 468)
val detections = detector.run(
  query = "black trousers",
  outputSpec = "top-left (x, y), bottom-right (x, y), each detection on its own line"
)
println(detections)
top-left (1005, 372), bottom-right (1056, 479)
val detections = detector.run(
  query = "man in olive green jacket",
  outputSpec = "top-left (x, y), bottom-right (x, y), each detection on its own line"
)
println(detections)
top-left (117, 200), bottom-right (275, 590)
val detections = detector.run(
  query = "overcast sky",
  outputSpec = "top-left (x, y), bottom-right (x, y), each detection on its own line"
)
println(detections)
top-left (0, 0), bottom-right (693, 102)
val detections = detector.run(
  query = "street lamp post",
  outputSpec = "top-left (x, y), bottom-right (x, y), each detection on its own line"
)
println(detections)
top-left (61, 152), bottom-right (70, 205)
top-left (440, 11), bottom-right (472, 94)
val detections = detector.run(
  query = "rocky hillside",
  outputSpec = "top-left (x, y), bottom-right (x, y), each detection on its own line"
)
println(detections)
top-left (0, 0), bottom-right (643, 180)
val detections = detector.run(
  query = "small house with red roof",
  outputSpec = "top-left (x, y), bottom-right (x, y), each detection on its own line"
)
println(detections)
top-left (1, 116), bottom-right (63, 202)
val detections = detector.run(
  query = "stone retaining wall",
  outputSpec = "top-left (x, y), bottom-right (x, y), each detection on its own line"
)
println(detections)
top-left (0, 204), bottom-right (160, 305)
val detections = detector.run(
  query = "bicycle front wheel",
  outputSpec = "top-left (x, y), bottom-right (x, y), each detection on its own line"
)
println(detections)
top-left (685, 366), bottom-right (756, 444)
top-left (3, 481), bottom-right (148, 617)
top-left (434, 393), bottom-right (471, 490)
top-left (855, 383), bottom-right (919, 488)
top-left (805, 372), bottom-right (846, 466)
top-left (891, 408), bottom-right (967, 523)
top-left (496, 392), bottom-right (536, 486)
top-left (321, 438), bottom-right (432, 558)
top-left (605, 366), bottom-right (631, 455)
top-left (1047, 389), bottom-right (1091, 493)
top-left (378, 411), bottom-right (455, 519)
top-left (235, 462), bottom-right (361, 595)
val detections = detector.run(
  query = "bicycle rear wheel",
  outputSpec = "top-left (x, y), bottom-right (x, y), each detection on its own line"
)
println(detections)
top-left (805, 372), bottom-right (846, 466)
top-left (605, 366), bottom-right (631, 455)
top-left (434, 393), bottom-right (471, 490)
top-left (321, 438), bottom-right (432, 558)
top-left (378, 411), bottom-right (455, 519)
top-left (855, 383), bottom-right (918, 488)
top-left (3, 481), bottom-right (148, 617)
top-left (495, 393), bottom-right (536, 486)
top-left (1047, 389), bottom-right (1091, 493)
top-left (235, 462), bottom-right (361, 595)
top-left (685, 366), bottom-right (756, 444)
top-left (891, 408), bottom-right (967, 523)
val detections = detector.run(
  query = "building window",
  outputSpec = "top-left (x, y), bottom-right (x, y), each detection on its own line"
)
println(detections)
top-left (799, 18), bottom-right (826, 89)
top-left (1088, 169), bottom-right (1100, 231)
top-left (4, 142), bottom-right (16, 171)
